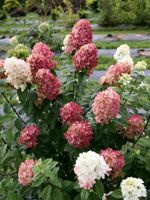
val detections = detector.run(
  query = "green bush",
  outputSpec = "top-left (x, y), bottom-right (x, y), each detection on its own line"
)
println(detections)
top-left (98, 0), bottom-right (150, 26)
top-left (25, 0), bottom-right (41, 12)
top-left (3, 0), bottom-right (20, 12)
top-left (98, 0), bottom-right (121, 26)
top-left (0, 10), bottom-right (7, 20)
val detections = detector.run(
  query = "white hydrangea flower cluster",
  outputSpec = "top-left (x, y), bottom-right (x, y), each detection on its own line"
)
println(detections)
top-left (62, 34), bottom-right (70, 51)
top-left (118, 74), bottom-right (133, 86)
top-left (114, 44), bottom-right (133, 67)
top-left (134, 61), bottom-right (147, 71)
top-left (114, 44), bottom-right (130, 61)
top-left (121, 177), bottom-right (147, 200)
top-left (38, 22), bottom-right (50, 33)
top-left (74, 151), bottom-right (110, 190)
top-left (4, 57), bottom-right (32, 91)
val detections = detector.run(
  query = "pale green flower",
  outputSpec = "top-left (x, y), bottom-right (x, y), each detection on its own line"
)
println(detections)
top-left (38, 22), bottom-right (50, 33)
top-left (9, 36), bottom-right (18, 46)
top-left (134, 61), bottom-right (147, 71)
top-left (118, 74), bottom-right (133, 86)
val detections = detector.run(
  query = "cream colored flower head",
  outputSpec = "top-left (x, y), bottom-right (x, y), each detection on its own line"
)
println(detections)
top-left (121, 177), bottom-right (146, 200)
top-left (62, 34), bottom-right (70, 51)
top-left (114, 44), bottom-right (130, 62)
top-left (4, 57), bottom-right (32, 91)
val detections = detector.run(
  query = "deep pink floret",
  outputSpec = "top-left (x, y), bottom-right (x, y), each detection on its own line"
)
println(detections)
top-left (100, 148), bottom-right (125, 178)
top-left (65, 19), bottom-right (92, 54)
top-left (92, 88), bottom-right (120, 124)
top-left (125, 115), bottom-right (144, 139)
top-left (36, 69), bottom-right (61, 100)
top-left (32, 42), bottom-right (54, 60)
top-left (19, 124), bottom-right (40, 148)
top-left (60, 102), bottom-right (83, 125)
top-left (73, 43), bottom-right (98, 75)
top-left (64, 120), bottom-right (93, 148)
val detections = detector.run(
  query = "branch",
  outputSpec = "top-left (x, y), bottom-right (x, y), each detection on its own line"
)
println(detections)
top-left (131, 114), bottom-right (150, 148)
top-left (2, 92), bottom-right (27, 126)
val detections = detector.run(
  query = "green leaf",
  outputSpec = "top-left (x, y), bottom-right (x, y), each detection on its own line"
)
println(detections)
top-left (14, 118), bottom-right (22, 130)
top-left (23, 98), bottom-right (33, 115)
top-left (39, 185), bottom-right (52, 200)
top-left (113, 118), bottom-right (128, 127)
top-left (52, 188), bottom-right (63, 200)
top-left (17, 89), bottom-right (28, 103)
top-left (94, 180), bottom-right (104, 198)
top-left (138, 138), bottom-right (150, 147)
top-left (32, 176), bottom-right (45, 187)
top-left (110, 189), bottom-right (122, 199)
top-left (81, 189), bottom-right (89, 200)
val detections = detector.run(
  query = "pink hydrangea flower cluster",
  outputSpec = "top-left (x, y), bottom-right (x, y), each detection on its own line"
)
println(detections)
top-left (92, 88), bottom-right (120, 124)
top-left (36, 69), bottom-right (61, 100)
top-left (19, 124), bottom-right (40, 148)
top-left (100, 148), bottom-right (125, 178)
top-left (124, 115), bottom-right (144, 139)
top-left (73, 43), bottom-right (98, 75)
top-left (18, 159), bottom-right (37, 186)
top-left (64, 19), bottom-right (92, 54)
top-left (32, 42), bottom-right (54, 60)
top-left (27, 42), bottom-right (57, 78)
top-left (60, 102), bottom-right (83, 125)
top-left (100, 61), bottom-right (132, 85)
top-left (64, 120), bottom-right (93, 148)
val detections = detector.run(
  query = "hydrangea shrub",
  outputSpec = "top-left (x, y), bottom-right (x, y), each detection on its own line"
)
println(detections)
top-left (0, 19), bottom-right (150, 200)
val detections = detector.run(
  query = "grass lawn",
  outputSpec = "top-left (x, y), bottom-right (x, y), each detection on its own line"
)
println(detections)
top-left (94, 40), bottom-right (150, 49)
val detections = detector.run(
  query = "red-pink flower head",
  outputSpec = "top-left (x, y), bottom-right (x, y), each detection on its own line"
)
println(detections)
top-left (64, 120), bottom-right (93, 148)
top-left (27, 53), bottom-right (52, 78)
top-left (60, 102), bottom-right (83, 125)
top-left (65, 19), bottom-right (92, 54)
top-left (100, 148), bottom-right (125, 178)
top-left (92, 88), bottom-right (120, 124)
top-left (32, 42), bottom-right (54, 60)
top-left (73, 43), bottom-right (98, 75)
top-left (36, 69), bottom-right (61, 100)
top-left (27, 42), bottom-right (57, 78)
top-left (100, 61), bottom-right (132, 85)
top-left (124, 115), bottom-right (144, 139)
top-left (18, 159), bottom-right (37, 186)
top-left (19, 124), bottom-right (40, 148)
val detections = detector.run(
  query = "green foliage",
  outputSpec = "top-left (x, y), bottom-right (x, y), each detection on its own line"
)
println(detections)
top-left (19, 23), bottom-right (62, 51)
top-left (98, 0), bottom-right (121, 26)
top-left (25, 0), bottom-right (41, 11)
top-left (98, 0), bottom-right (150, 25)
top-left (3, 0), bottom-right (20, 12)
top-left (0, 10), bottom-right (7, 20)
